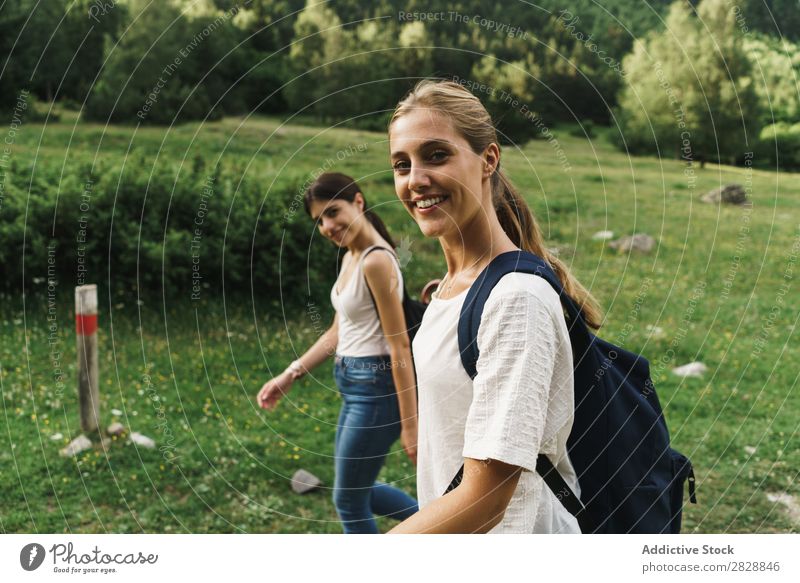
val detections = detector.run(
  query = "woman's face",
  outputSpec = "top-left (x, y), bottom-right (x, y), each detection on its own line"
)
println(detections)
top-left (389, 109), bottom-right (497, 240)
top-left (307, 194), bottom-right (365, 248)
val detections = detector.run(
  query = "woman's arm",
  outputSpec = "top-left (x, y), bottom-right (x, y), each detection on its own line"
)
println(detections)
top-left (294, 313), bottom-right (339, 375)
top-left (257, 314), bottom-right (338, 410)
top-left (388, 457), bottom-right (522, 533)
top-left (363, 251), bottom-right (418, 463)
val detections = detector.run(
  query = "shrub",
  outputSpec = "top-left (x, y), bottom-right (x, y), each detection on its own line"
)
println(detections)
top-left (755, 123), bottom-right (800, 171)
top-left (0, 155), bottom-right (337, 310)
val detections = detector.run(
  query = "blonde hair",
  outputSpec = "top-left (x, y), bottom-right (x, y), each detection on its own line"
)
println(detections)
top-left (390, 80), bottom-right (603, 329)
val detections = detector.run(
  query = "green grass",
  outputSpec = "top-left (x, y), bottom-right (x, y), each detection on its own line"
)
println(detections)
top-left (1, 114), bottom-right (798, 533)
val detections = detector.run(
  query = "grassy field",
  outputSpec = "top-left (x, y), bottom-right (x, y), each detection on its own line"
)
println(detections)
top-left (1, 111), bottom-right (798, 533)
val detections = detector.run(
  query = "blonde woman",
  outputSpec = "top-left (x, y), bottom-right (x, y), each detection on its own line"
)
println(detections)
top-left (386, 80), bottom-right (602, 533)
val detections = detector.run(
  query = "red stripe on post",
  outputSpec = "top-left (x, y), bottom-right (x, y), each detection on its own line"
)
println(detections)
top-left (75, 313), bottom-right (98, 335)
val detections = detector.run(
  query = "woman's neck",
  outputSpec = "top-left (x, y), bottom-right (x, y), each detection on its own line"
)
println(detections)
top-left (439, 208), bottom-right (517, 279)
top-left (347, 223), bottom-right (387, 256)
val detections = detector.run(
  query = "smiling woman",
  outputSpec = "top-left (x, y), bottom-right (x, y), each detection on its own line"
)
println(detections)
top-left (256, 172), bottom-right (419, 534)
top-left (387, 80), bottom-right (602, 534)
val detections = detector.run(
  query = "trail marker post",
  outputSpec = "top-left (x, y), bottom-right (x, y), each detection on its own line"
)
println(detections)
top-left (75, 284), bottom-right (100, 434)
top-left (60, 285), bottom-right (101, 457)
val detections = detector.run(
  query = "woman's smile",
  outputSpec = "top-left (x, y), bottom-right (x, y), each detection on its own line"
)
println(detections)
top-left (411, 194), bottom-right (451, 214)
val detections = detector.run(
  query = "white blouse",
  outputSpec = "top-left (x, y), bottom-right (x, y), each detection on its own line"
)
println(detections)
top-left (412, 272), bottom-right (581, 533)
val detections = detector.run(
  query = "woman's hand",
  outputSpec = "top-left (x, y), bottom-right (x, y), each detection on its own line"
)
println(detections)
top-left (400, 419), bottom-right (418, 465)
top-left (257, 371), bottom-right (294, 410)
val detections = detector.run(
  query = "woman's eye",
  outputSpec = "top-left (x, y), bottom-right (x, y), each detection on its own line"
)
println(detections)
top-left (393, 161), bottom-right (410, 172)
top-left (430, 150), bottom-right (448, 161)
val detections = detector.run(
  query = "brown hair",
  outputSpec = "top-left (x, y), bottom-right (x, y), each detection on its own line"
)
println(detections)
top-left (303, 172), bottom-right (396, 249)
top-left (390, 80), bottom-right (602, 329)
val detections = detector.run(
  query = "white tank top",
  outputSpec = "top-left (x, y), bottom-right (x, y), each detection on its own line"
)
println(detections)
top-left (331, 245), bottom-right (404, 357)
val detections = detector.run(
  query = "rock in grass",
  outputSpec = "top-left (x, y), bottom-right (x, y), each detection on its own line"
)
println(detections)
top-left (672, 362), bottom-right (708, 377)
top-left (107, 422), bottom-right (126, 437)
top-left (646, 325), bottom-right (664, 337)
top-left (291, 469), bottom-right (322, 494)
top-left (592, 230), bottom-right (614, 241)
top-left (767, 493), bottom-right (800, 525)
top-left (60, 434), bottom-right (92, 457)
top-left (608, 234), bottom-right (655, 253)
top-left (547, 245), bottom-right (574, 259)
top-left (701, 184), bottom-right (748, 205)
top-left (129, 432), bottom-right (156, 449)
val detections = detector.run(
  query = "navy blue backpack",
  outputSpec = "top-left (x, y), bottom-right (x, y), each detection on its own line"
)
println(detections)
top-left (448, 250), bottom-right (696, 533)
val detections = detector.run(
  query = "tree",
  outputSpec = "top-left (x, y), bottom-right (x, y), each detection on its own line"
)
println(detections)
top-left (739, 0), bottom-right (800, 42)
top-left (615, 0), bottom-right (762, 166)
top-left (470, 55), bottom-right (539, 144)
top-left (86, 0), bottom-right (248, 124)
top-left (743, 33), bottom-right (800, 124)
top-left (285, 0), bottom-right (434, 126)
top-left (283, 0), bottom-right (345, 117)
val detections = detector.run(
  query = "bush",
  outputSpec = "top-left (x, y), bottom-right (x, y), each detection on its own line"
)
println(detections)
top-left (568, 120), bottom-right (595, 138)
top-left (0, 155), bottom-right (338, 310)
top-left (755, 123), bottom-right (800, 171)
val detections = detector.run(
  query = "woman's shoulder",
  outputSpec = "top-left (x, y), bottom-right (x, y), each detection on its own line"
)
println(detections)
top-left (480, 272), bottom-right (565, 328)
top-left (362, 246), bottom-right (402, 290)
top-left (362, 245), bottom-right (400, 273)
top-left (488, 272), bottom-right (560, 306)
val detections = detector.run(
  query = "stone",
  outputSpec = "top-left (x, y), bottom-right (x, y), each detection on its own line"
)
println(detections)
top-left (107, 422), bottom-right (126, 437)
top-left (129, 432), bottom-right (156, 449)
top-left (291, 469), bottom-right (322, 494)
top-left (767, 493), bottom-right (800, 525)
top-left (592, 230), bottom-right (615, 241)
top-left (608, 234), bottom-right (656, 253)
top-left (700, 184), bottom-right (748, 205)
top-left (547, 245), bottom-right (574, 259)
top-left (111, 408), bottom-right (123, 416)
top-left (672, 362), bottom-right (708, 378)
top-left (49, 432), bottom-right (63, 441)
top-left (744, 446), bottom-right (757, 456)
top-left (60, 434), bottom-right (92, 457)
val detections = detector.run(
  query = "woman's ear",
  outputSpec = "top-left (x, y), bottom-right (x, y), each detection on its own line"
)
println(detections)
top-left (354, 191), bottom-right (366, 212)
top-left (483, 143), bottom-right (500, 177)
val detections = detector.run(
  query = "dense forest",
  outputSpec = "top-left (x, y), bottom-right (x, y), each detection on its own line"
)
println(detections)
top-left (1, 0), bottom-right (798, 166)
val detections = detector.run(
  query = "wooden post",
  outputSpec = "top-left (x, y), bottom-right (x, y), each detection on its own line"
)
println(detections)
top-left (75, 284), bottom-right (100, 434)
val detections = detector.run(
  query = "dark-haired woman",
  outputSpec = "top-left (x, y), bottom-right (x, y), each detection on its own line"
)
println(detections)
top-left (257, 172), bottom-right (418, 534)
top-left (387, 81), bottom-right (603, 533)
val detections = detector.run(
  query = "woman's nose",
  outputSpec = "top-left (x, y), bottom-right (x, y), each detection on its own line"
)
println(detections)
top-left (408, 164), bottom-right (431, 192)
top-left (320, 216), bottom-right (335, 235)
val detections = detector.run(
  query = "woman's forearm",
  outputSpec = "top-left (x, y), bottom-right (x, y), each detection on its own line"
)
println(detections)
top-left (389, 458), bottom-right (522, 533)
top-left (295, 324), bottom-right (338, 375)
top-left (388, 482), bottom-right (503, 533)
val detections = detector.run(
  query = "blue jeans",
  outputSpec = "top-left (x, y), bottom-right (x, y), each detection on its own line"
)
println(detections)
top-left (332, 354), bottom-right (418, 534)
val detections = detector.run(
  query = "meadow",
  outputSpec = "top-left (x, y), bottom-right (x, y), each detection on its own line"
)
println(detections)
top-left (0, 111), bottom-right (798, 533)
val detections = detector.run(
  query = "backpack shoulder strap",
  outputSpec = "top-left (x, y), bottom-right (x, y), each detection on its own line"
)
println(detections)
top-left (457, 250), bottom-right (587, 379)
top-left (451, 250), bottom-right (588, 523)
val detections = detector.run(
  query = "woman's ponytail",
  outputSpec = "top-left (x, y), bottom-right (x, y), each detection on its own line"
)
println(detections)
top-left (364, 208), bottom-right (396, 249)
top-left (493, 169), bottom-right (603, 329)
